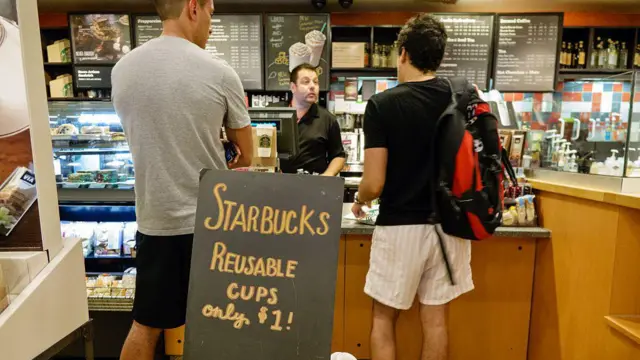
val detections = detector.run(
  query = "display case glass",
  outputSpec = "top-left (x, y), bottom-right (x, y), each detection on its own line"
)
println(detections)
top-left (48, 101), bottom-right (134, 189)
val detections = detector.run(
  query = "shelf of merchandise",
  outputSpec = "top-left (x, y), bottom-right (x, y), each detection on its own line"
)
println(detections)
top-left (558, 68), bottom-right (634, 81)
top-left (87, 297), bottom-right (133, 312)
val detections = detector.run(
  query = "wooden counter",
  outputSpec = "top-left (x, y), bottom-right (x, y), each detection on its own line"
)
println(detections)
top-left (332, 204), bottom-right (551, 360)
top-left (527, 180), bottom-right (640, 360)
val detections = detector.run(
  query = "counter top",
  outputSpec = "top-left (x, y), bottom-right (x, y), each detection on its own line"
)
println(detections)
top-left (528, 179), bottom-right (640, 211)
top-left (340, 204), bottom-right (551, 238)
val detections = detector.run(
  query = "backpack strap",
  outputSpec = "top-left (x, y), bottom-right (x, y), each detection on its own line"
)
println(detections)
top-left (502, 148), bottom-right (519, 186)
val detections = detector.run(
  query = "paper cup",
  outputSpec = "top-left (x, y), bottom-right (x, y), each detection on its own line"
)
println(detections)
top-left (331, 353), bottom-right (358, 360)
top-left (305, 30), bottom-right (326, 67)
top-left (289, 42), bottom-right (312, 72)
top-left (0, 17), bottom-right (29, 138)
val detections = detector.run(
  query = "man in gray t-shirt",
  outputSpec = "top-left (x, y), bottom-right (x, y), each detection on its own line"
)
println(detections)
top-left (111, 0), bottom-right (253, 359)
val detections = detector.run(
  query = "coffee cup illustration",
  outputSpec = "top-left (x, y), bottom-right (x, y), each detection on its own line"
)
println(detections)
top-left (289, 42), bottom-right (312, 72)
top-left (305, 30), bottom-right (326, 67)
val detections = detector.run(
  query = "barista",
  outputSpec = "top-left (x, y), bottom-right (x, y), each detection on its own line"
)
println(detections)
top-left (281, 64), bottom-right (346, 175)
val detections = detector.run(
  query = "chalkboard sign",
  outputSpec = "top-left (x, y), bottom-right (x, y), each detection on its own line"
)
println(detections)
top-left (134, 15), bottom-right (162, 47)
top-left (494, 14), bottom-right (562, 92)
top-left (184, 170), bottom-right (344, 360)
top-left (74, 66), bottom-right (112, 89)
top-left (70, 14), bottom-right (132, 64)
top-left (266, 14), bottom-right (330, 91)
top-left (433, 14), bottom-right (494, 91)
top-left (206, 14), bottom-right (264, 90)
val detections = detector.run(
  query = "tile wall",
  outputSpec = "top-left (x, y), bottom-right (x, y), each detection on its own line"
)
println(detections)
top-left (505, 80), bottom-right (640, 132)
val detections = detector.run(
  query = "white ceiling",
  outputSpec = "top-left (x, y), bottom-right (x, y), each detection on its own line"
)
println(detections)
top-left (36, 0), bottom-right (640, 13)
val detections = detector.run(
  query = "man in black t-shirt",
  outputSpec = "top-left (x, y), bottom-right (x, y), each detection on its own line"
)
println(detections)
top-left (352, 14), bottom-right (474, 360)
top-left (281, 64), bottom-right (346, 175)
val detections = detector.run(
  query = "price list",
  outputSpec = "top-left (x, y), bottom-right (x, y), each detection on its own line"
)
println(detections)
top-left (494, 14), bottom-right (562, 92)
top-left (433, 14), bottom-right (494, 90)
top-left (206, 14), bottom-right (264, 90)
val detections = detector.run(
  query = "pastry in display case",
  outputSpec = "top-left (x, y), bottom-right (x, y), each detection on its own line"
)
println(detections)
top-left (48, 101), bottom-right (134, 190)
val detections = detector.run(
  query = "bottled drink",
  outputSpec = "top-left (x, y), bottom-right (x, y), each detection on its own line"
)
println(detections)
top-left (578, 41), bottom-right (586, 69)
top-left (590, 42), bottom-right (599, 68)
top-left (635, 45), bottom-right (640, 68)
top-left (619, 42), bottom-right (629, 69)
top-left (380, 45), bottom-right (388, 68)
top-left (598, 42), bottom-right (608, 69)
top-left (560, 42), bottom-right (567, 68)
top-left (567, 43), bottom-right (573, 68)
top-left (372, 44), bottom-right (381, 68)
top-left (364, 43), bottom-right (370, 67)
top-left (607, 39), bottom-right (618, 70)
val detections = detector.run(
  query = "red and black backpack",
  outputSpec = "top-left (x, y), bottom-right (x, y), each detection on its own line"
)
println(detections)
top-left (430, 78), bottom-right (518, 241)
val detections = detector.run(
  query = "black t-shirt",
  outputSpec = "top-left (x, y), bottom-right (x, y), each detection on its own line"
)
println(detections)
top-left (281, 104), bottom-right (346, 174)
top-left (364, 77), bottom-right (451, 226)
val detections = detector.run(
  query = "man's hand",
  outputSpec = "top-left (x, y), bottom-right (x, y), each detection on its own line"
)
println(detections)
top-left (227, 142), bottom-right (242, 168)
top-left (351, 202), bottom-right (369, 219)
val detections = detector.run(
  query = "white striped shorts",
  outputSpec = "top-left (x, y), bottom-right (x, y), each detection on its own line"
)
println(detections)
top-left (364, 224), bottom-right (474, 310)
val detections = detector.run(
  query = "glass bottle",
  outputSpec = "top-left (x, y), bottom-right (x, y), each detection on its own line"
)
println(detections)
top-left (560, 42), bottom-right (567, 68)
top-left (635, 45), bottom-right (640, 68)
top-left (566, 43), bottom-right (574, 68)
top-left (598, 41), bottom-right (608, 69)
top-left (381, 45), bottom-right (388, 68)
top-left (578, 41), bottom-right (586, 69)
top-left (372, 44), bottom-right (381, 68)
top-left (573, 43), bottom-right (580, 68)
top-left (607, 39), bottom-right (619, 70)
top-left (619, 42), bottom-right (629, 69)
top-left (590, 41), bottom-right (599, 68)
top-left (389, 41), bottom-right (397, 68)
top-left (364, 43), bottom-right (370, 68)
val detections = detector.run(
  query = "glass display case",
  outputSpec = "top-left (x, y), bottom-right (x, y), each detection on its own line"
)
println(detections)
top-left (502, 71), bottom-right (640, 184)
top-left (48, 101), bottom-right (134, 190)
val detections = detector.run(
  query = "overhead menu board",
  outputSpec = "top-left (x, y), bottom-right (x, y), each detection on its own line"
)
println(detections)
top-left (494, 14), bottom-right (562, 92)
top-left (74, 66), bottom-right (113, 89)
top-left (206, 14), bottom-right (264, 90)
top-left (433, 14), bottom-right (494, 91)
top-left (266, 14), bottom-right (330, 91)
top-left (70, 14), bottom-right (132, 64)
top-left (134, 15), bottom-right (162, 47)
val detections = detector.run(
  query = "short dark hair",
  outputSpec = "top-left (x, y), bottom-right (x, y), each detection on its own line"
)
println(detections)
top-left (397, 14), bottom-right (448, 73)
top-left (154, 0), bottom-right (208, 21)
top-left (290, 63), bottom-right (318, 84)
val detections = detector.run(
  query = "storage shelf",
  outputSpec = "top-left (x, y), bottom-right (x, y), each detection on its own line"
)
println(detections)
top-left (605, 315), bottom-right (640, 345)
top-left (58, 187), bottom-right (135, 204)
top-left (44, 62), bottom-right (72, 66)
top-left (331, 67), bottom-right (397, 77)
top-left (48, 97), bottom-right (111, 102)
top-left (560, 68), bottom-right (634, 74)
top-left (53, 147), bottom-right (130, 155)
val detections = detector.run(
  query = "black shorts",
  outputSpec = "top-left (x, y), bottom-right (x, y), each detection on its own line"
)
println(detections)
top-left (133, 231), bottom-right (193, 329)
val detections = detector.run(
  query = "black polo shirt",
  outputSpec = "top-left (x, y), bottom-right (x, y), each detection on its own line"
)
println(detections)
top-left (281, 104), bottom-right (346, 174)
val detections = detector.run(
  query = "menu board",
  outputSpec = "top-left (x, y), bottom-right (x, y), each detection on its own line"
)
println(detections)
top-left (433, 14), bottom-right (494, 91)
top-left (74, 66), bottom-right (113, 88)
top-left (206, 14), bottom-right (264, 90)
top-left (494, 14), bottom-right (562, 92)
top-left (184, 170), bottom-right (343, 360)
top-left (134, 15), bottom-right (162, 47)
top-left (70, 14), bottom-right (132, 64)
top-left (266, 14), bottom-right (330, 91)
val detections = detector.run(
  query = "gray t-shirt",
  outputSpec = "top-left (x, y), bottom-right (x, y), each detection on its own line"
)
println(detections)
top-left (112, 36), bottom-right (250, 236)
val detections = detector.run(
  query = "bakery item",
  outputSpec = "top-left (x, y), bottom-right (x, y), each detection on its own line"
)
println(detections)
top-left (96, 169), bottom-right (118, 183)
top-left (55, 124), bottom-right (79, 135)
top-left (67, 173), bottom-right (94, 183)
top-left (80, 126), bottom-right (109, 135)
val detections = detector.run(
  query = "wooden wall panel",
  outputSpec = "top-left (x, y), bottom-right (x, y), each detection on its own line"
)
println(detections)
top-left (332, 235), bottom-right (347, 353)
top-left (344, 236), bottom-right (372, 358)
top-left (609, 207), bottom-right (640, 317)
top-left (529, 191), bottom-right (636, 360)
top-left (344, 235), bottom-right (536, 360)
